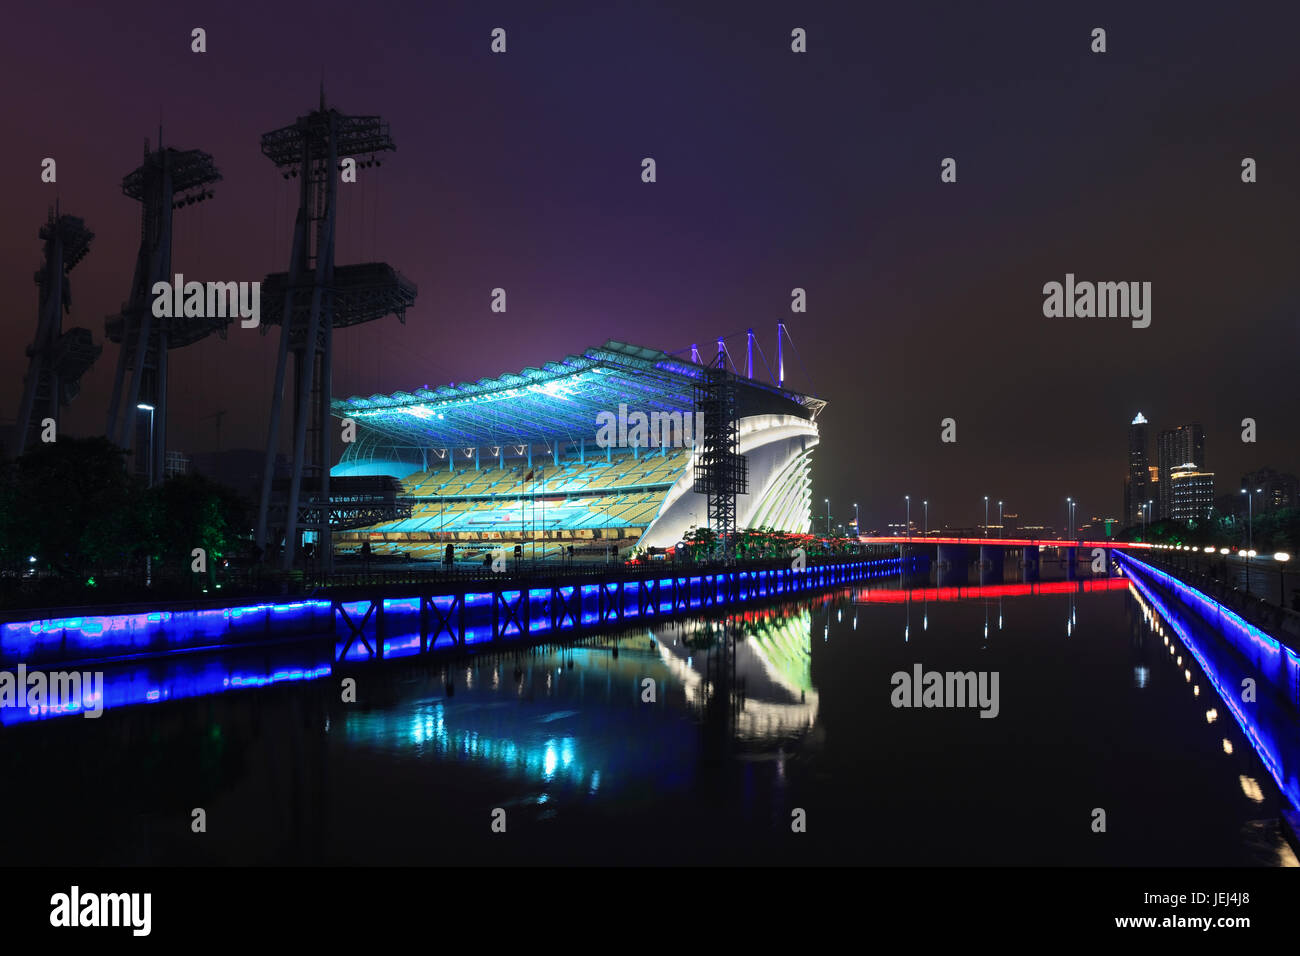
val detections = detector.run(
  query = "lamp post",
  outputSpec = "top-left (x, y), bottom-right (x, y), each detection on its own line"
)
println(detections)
top-left (923, 500), bottom-right (928, 537)
top-left (998, 500), bottom-right (1003, 538)
top-left (137, 403), bottom-right (156, 488)
top-left (1241, 487), bottom-right (1260, 595)
top-left (905, 495), bottom-right (911, 540)
top-left (137, 402), bottom-right (156, 587)
top-left (1065, 497), bottom-right (1072, 540)
top-left (983, 496), bottom-right (988, 538)
top-left (1240, 487), bottom-right (1259, 553)
top-left (854, 502), bottom-right (859, 539)
top-left (825, 498), bottom-right (830, 537)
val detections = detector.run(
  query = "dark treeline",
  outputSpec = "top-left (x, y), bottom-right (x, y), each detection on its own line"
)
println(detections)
top-left (1118, 508), bottom-right (1300, 553)
top-left (0, 437), bottom-right (253, 609)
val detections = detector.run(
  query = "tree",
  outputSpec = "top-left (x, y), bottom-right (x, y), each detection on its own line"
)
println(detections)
top-left (0, 437), bottom-right (147, 579)
top-left (148, 473), bottom-right (252, 588)
top-left (682, 526), bottom-right (719, 560)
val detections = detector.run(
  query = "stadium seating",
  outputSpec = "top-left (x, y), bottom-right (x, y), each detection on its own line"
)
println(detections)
top-left (338, 445), bottom-right (686, 556)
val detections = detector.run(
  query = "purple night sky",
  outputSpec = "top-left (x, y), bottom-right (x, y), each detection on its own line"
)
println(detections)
top-left (2, 0), bottom-right (1298, 531)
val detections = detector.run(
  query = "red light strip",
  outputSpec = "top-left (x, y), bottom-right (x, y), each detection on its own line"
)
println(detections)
top-left (852, 577), bottom-right (1130, 604)
top-left (858, 536), bottom-right (1151, 549)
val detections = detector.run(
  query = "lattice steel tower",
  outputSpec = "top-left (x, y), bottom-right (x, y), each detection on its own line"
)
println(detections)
top-left (10, 206), bottom-right (100, 457)
top-left (254, 91), bottom-right (417, 570)
top-left (693, 352), bottom-right (748, 558)
top-left (104, 138), bottom-right (223, 485)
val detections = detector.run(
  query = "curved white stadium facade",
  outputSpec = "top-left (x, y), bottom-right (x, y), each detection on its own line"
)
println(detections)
top-left (638, 413), bottom-right (818, 548)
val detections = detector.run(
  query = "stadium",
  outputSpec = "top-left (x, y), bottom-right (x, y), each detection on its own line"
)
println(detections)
top-left (331, 340), bottom-right (825, 561)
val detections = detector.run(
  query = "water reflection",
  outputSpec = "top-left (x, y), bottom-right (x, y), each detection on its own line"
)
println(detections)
top-left (651, 610), bottom-right (819, 742)
top-left (3, 566), bottom-right (1297, 866)
top-left (1123, 568), bottom-right (1300, 812)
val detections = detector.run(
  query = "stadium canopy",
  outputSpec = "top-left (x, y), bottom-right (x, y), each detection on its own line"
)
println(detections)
top-left (333, 340), bottom-right (824, 448)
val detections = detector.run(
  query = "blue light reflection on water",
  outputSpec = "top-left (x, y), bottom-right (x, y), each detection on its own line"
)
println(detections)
top-left (2, 600), bottom-right (334, 665)
top-left (1, 560), bottom-right (907, 736)
top-left (0, 653), bottom-right (333, 726)
top-left (1119, 557), bottom-right (1300, 702)
top-left (1117, 554), bottom-right (1300, 810)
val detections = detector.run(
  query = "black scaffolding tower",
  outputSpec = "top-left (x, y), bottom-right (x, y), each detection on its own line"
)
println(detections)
top-left (10, 206), bottom-right (100, 457)
top-left (693, 352), bottom-right (748, 559)
top-left (254, 90), bottom-right (417, 571)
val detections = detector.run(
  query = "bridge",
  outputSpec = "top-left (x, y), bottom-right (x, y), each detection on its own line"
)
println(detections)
top-left (856, 535), bottom-right (1152, 586)
top-left (2, 555), bottom-right (910, 669)
top-left (858, 535), bottom-right (1151, 550)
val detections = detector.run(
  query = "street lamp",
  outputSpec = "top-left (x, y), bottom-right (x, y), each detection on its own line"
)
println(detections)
top-left (998, 500), bottom-right (1003, 537)
top-left (1240, 488), bottom-right (1260, 553)
top-left (905, 495), bottom-right (911, 540)
top-left (854, 502), bottom-right (859, 538)
top-left (136, 403), bottom-right (156, 488)
top-left (137, 402), bottom-right (157, 588)
top-left (1241, 487), bottom-right (1261, 593)
top-left (923, 500), bottom-right (928, 537)
top-left (983, 496), bottom-right (988, 538)
top-left (825, 498), bottom-right (830, 537)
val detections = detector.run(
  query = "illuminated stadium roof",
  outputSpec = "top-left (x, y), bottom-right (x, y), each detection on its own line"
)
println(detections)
top-left (333, 340), bottom-right (825, 447)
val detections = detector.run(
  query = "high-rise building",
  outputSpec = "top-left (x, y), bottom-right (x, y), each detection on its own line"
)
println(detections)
top-left (1241, 467), bottom-right (1299, 514)
top-left (1157, 423), bottom-right (1205, 519)
top-left (1125, 413), bottom-right (1150, 526)
top-left (1170, 462), bottom-right (1215, 522)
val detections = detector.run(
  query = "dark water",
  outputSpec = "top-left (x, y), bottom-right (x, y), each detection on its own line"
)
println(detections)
top-left (2, 567), bottom-right (1296, 866)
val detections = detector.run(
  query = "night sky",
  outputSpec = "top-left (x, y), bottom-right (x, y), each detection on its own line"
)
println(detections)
top-left (2, 0), bottom-right (1298, 532)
